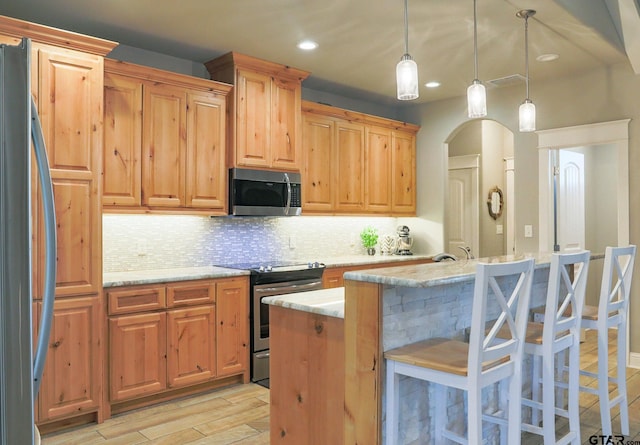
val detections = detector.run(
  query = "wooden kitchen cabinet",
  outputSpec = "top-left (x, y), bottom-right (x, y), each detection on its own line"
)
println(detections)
top-left (103, 59), bottom-right (230, 213)
top-left (302, 114), bottom-right (335, 212)
top-left (109, 312), bottom-right (167, 401)
top-left (391, 130), bottom-right (417, 214)
top-left (167, 305), bottom-right (216, 388)
top-left (335, 121), bottom-right (366, 212)
top-left (366, 126), bottom-right (392, 213)
top-left (216, 278), bottom-right (249, 378)
top-left (206, 52), bottom-right (310, 171)
top-left (0, 16), bottom-right (117, 430)
top-left (301, 100), bottom-right (419, 216)
top-left (106, 277), bottom-right (249, 409)
top-left (37, 295), bottom-right (102, 421)
top-left (142, 83), bottom-right (187, 207)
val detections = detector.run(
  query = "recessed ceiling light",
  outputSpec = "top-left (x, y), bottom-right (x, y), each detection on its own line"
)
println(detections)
top-left (297, 40), bottom-right (318, 51)
top-left (425, 81), bottom-right (441, 88)
top-left (536, 53), bottom-right (559, 62)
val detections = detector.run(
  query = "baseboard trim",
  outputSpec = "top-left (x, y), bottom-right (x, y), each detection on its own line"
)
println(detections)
top-left (629, 352), bottom-right (640, 369)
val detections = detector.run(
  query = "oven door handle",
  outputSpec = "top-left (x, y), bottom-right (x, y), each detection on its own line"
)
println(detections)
top-left (254, 280), bottom-right (322, 295)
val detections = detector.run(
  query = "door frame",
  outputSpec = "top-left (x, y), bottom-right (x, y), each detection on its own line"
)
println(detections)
top-left (537, 119), bottom-right (630, 251)
top-left (447, 154), bottom-right (480, 257)
top-left (537, 119), bottom-right (632, 367)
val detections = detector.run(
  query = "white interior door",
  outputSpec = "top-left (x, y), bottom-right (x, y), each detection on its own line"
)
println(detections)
top-left (557, 150), bottom-right (585, 252)
top-left (447, 155), bottom-right (479, 257)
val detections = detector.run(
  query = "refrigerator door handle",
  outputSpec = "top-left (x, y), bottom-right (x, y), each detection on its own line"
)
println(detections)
top-left (30, 94), bottom-right (57, 399)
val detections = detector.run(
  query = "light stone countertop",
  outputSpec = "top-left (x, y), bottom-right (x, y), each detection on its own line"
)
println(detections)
top-left (319, 253), bottom-right (433, 268)
top-left (343, 251), bottom-right (604, 288)
top-left (343, 253), bottom-right (555, 288)
top-left (103, 266), bottom-right (249, 288)
top-left (103, 254), bottom-right (432, 288)
top-left (262, 287), bottom-right (345, 319)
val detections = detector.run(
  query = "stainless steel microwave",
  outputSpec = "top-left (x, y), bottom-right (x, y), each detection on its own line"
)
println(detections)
top-left (229, 168), bottom-right (302, 216)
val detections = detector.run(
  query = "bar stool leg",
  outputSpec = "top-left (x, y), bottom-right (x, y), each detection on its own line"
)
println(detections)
top-left (434, 384), bottom-right (446, 445)
top-left (499, 379), bottom-right (508, 445)
top-left (567, 341), bottom-right (581, 442)
top-left (542, 353), bottom-right (556, 444)
top-left (385, 362), bottom-right (399, 445)
top-left (597, 329), bottom-right (613, 436)
top-left (531, 355), bottom-right (542, 426)
top-left (616, 326), bottom-right (629, 436)
top-left (468, 385), bottom-right (483, 445)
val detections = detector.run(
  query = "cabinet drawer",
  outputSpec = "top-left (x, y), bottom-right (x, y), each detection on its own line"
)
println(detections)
top-left (108, 286), bottom-right (166, 315)
top-left (167, 281), bottom-right (215, 307)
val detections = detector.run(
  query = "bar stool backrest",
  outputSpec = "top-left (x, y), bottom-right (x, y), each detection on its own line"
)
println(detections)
top-left (543, 251), bottom-right (591, 345)
top-left (599, 245), bottom-right (636, 327)
top-left (469, 258), bottom-right (535, 379)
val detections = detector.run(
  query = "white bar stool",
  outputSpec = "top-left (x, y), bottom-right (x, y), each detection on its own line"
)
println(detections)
top-left (519, 251), bottom-right (590, 445)
top-left (384, 258), bottom-right (535, 445)
top-left (578, 245), bottom-right (636, 436)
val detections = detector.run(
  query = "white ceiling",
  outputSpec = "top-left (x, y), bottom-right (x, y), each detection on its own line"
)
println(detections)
top-left (0, 0), bottom-right (633, 106)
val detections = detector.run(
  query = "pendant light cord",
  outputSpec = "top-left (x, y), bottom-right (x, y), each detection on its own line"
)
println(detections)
top-left (473, 0), bottom-right (479, 81)
top-left (524, 14), bottom-right (530, 99)
top-left (403, 0), bottom-right (409, 55)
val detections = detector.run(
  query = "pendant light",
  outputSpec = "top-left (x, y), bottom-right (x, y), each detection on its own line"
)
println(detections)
top-left (467, 0), bottom-right (486, 118)
top-left (396, 0), bottom-right (418, 100)
top-left (517, 10), bottom-right (536, 132)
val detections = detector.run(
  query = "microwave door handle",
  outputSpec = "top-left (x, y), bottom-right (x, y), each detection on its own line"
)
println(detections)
top-left (284, 173), bottom-right (291, 216)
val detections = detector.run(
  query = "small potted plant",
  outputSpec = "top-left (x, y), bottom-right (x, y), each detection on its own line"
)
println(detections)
top-left (360, 226), bottom-right (379, 256)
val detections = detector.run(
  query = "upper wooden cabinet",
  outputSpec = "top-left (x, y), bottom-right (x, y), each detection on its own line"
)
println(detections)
top-left (206, 52), bottom-right (310, 171)
top-left (103, 60), bottom-right (230, 213)
top-left (301, 101), bottom-right (420, 216)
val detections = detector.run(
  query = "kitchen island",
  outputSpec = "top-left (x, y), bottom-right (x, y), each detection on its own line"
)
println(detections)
top-left (265, 253), bottom-right (568, 444)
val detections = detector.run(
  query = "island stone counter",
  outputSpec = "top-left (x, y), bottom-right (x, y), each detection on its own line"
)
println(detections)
top-left (342, 253), bottom-right (559, 445)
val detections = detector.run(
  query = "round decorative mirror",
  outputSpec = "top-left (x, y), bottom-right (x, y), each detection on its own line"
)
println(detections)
top-left (487, 186), bottom-right (503, 220)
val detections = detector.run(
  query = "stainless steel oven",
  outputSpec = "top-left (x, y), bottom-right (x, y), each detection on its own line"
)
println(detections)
top-left (217, 261), bottom-right (325, 387)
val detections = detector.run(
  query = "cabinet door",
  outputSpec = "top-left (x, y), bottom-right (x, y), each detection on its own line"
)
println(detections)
top-left (36, 44), bottom-right (103, 297)
top-left (167, 306), bottom-right (216, 388)
top-left (365, 126), bottom-right (392, 213)
top-left (37, 45), bottom-right (102, 174)
top-left (335, 121), bottom-right (365, 212)
top-left (391, 130), bottom-right (417, 214)
top-left (103, 74), bottom-right (142, 207)
top-left (186, 92), bottom-right (226, 210)
top-left (109, 312), bottom-right (167, 401)
top-left (271, 77), bottom-right (300, 170)
top-left (142, 83), bottom-right (186, 207)
top-left (302, 114), bottom-right (335, 212)
top-left (322, 268), bottom-right (345, 289)
top-left (38, 295), bottom-right (101, 421)
top-left (216, 278), bottom-right (249, 377)
top-left (235, 69), bottom-right (270, 168)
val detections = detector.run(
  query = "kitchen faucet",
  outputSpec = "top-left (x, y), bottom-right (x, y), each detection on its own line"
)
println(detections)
top-left (457, 246), bottom-right (474, 260)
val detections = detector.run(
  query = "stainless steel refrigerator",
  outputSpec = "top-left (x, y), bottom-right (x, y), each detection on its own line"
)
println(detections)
top-left (0, 38), bottom-right (57, 444)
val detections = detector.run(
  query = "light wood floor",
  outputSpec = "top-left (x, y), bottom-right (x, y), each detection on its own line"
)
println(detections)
top-left (42, 330), bottom-right (640, 445)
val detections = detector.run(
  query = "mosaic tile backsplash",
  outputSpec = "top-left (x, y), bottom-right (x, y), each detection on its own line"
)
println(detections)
top-left (103, 214), bottom-right (404, 272)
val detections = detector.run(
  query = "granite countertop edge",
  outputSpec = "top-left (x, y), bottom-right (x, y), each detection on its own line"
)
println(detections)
top-left (262, 287), bottom-right (345, 319)
top-left (103, 266), bottom-right (249, 288)
top-left (342, 252), bottom-right (604, 288)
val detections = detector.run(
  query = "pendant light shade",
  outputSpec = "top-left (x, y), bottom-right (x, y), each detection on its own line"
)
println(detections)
top-left (468, 0), bottom-right (486, 118)
top-left (517, 9), bottom-right (536, 132)
top-left (397, 54), bottom-right (419, 100)
top-left (519, 99), bottom-right (536, 132)
top-left (397, 0), bottom-right (418, 100)
top-left (467, 80), bottom-right (487, 118)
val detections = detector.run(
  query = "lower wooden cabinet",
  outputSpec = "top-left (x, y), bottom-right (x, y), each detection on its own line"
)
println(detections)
top-left (106, 277), bottom-right (249, 406)
top-left (216, 278), bottom-right (249, 377)
top-left (167, 306), bottom-right (216, 388)
top-left (109, 312), bottom-right (167, 401)
top-left (38, 295), bottom-right (102, 421)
